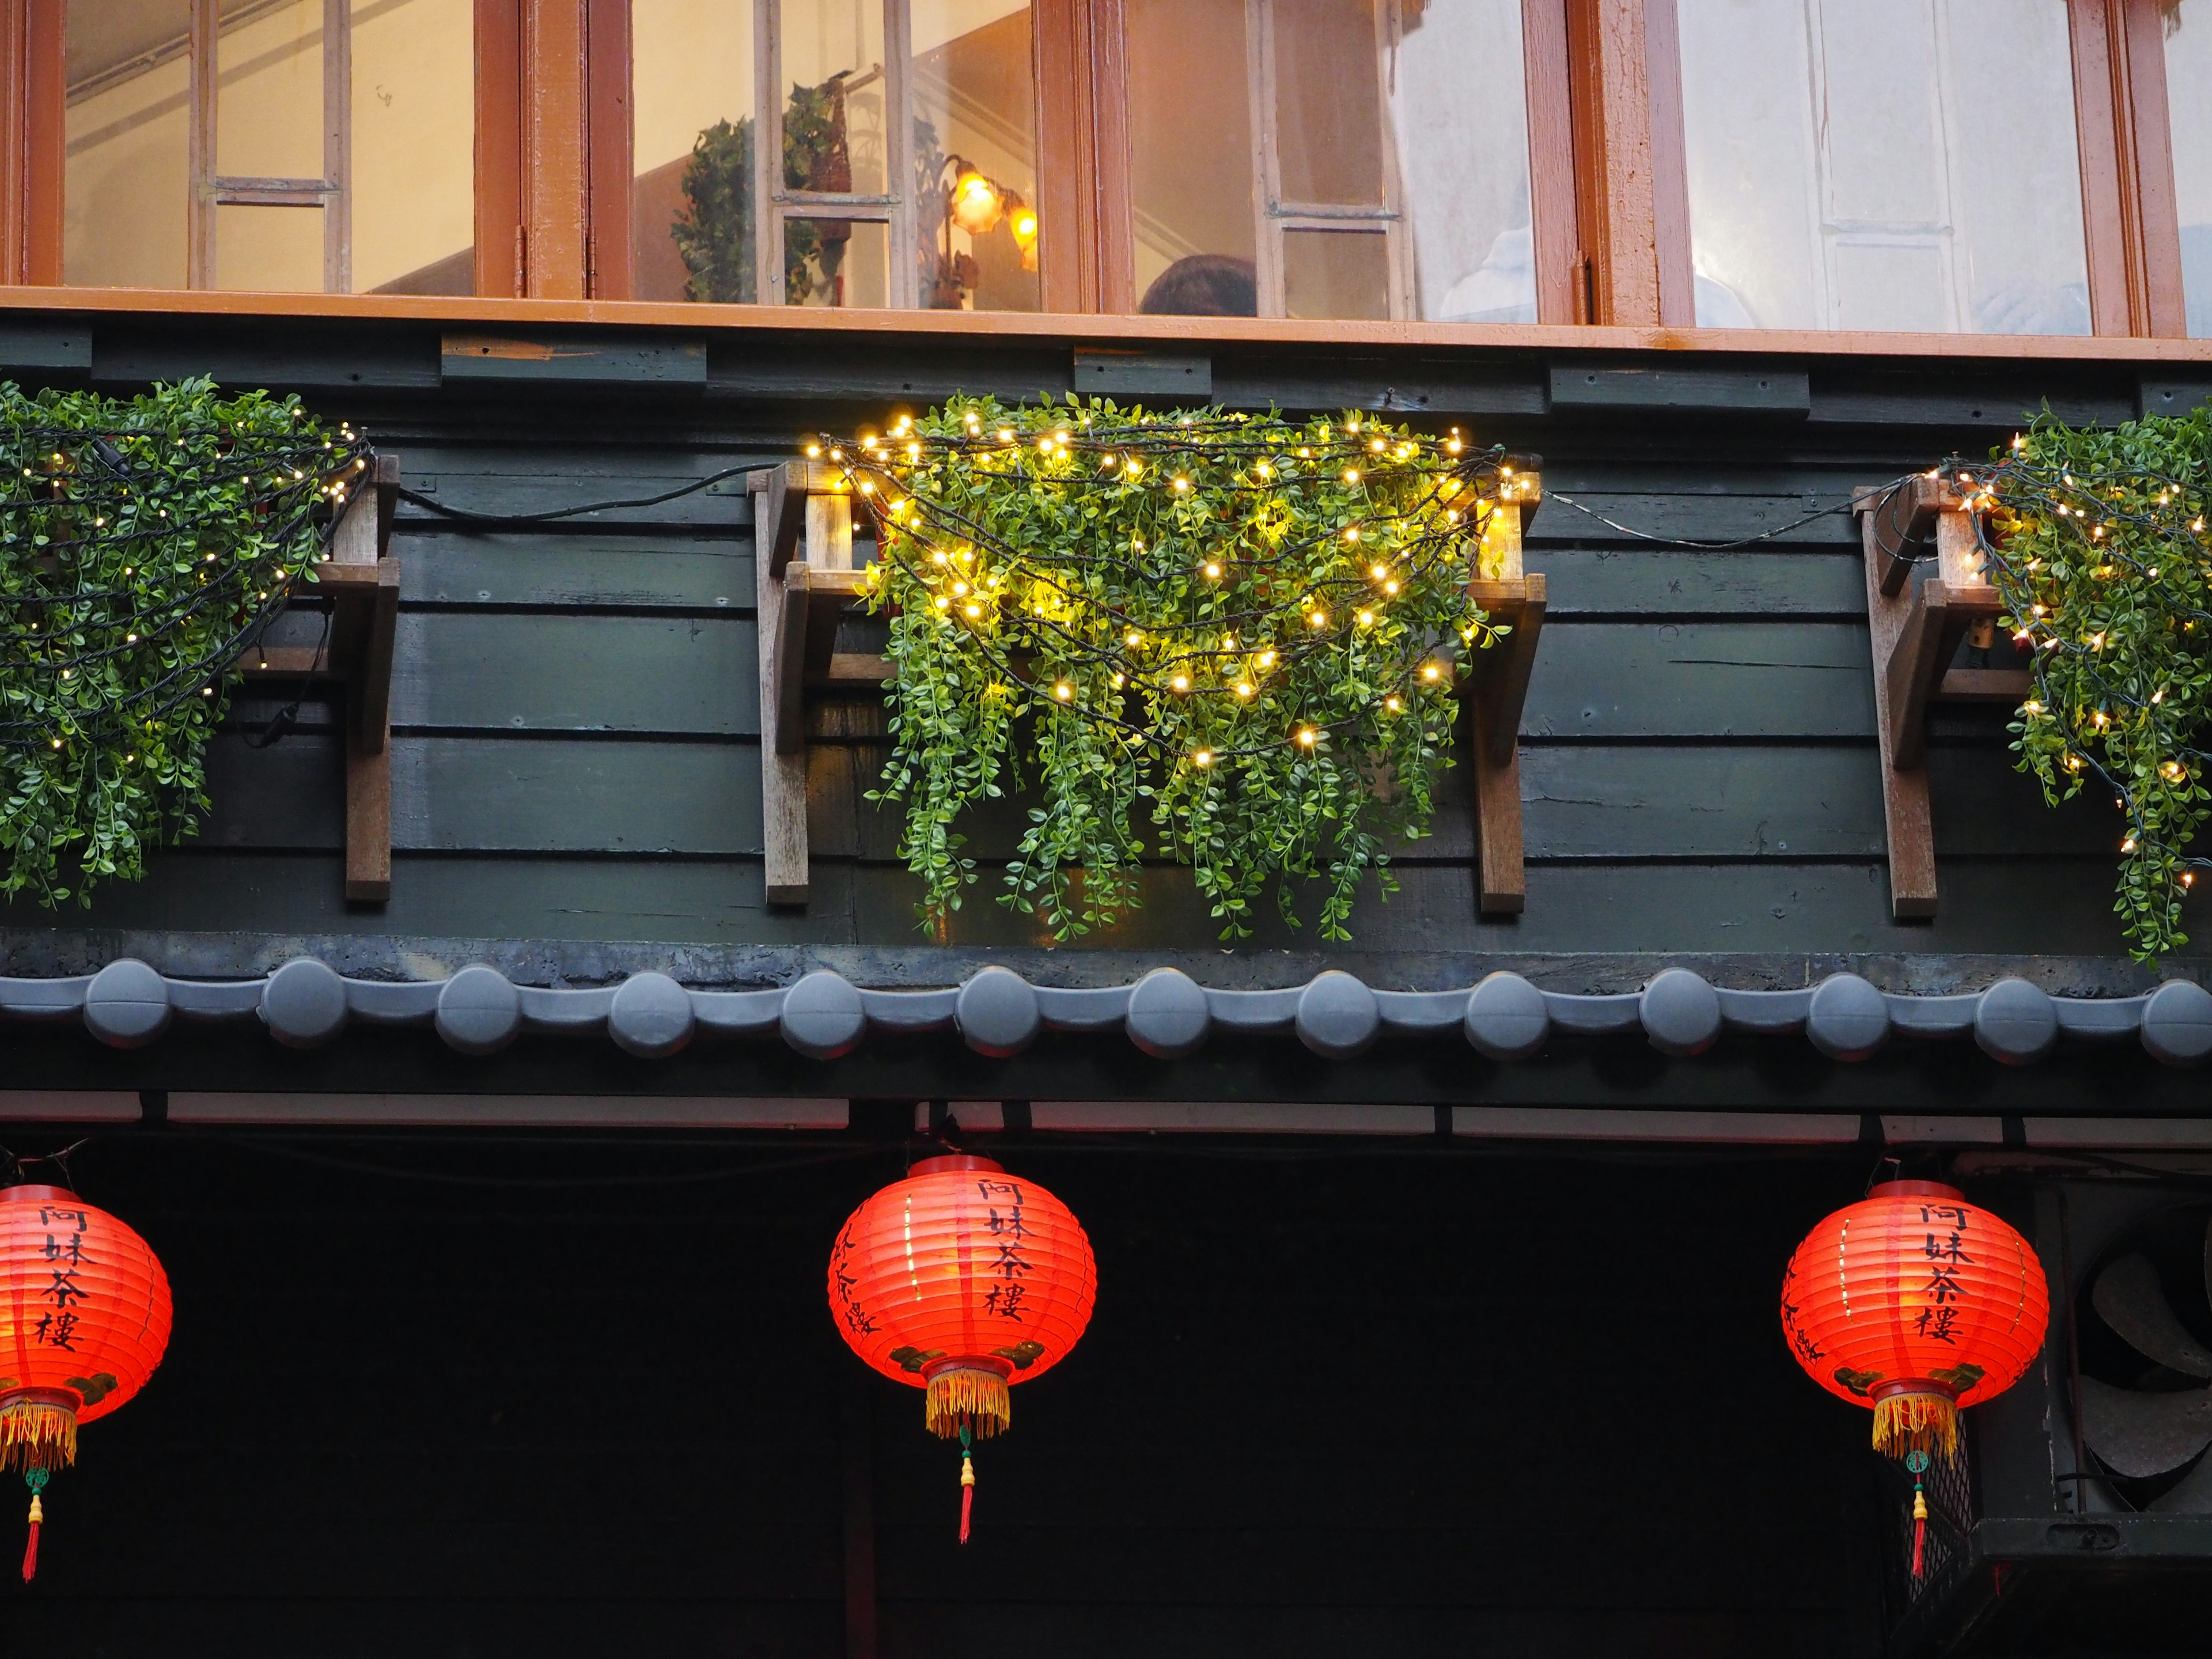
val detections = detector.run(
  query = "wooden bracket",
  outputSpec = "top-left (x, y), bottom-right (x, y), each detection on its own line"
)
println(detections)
top-left (239, 453), bottom-right (402, 903)
top-left (1463, 498), bottom-right (1546, 915)
top-left (1854, 480), bottom-right (2031, 920)
top-left (752, 462), bottom-right (888, 907)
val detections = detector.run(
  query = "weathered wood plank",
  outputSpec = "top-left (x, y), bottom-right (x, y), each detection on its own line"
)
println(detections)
top-left (1527, 550), bottom-right (1864, 617)
top-left (89, 319), bottom-right (442, 390)
top-left (204, 735), bottom-right (764, 854)
top-left (395, 533), bottom-right (756, 611)
top-left (1549, 362), bottom-right (1811, 414)
top-left (1525, 493), bottom-right (1859, 546)
top-left (0, 324), bottom-right (91, 372)
top-left (832, 740), bottom-right (2110, 866)
top-left (388, 613), bottom-right (759, 734)
top-left (394, 464), bottom-right (758, 529)
top-left (1522, 622), bottom-right (1874, 739)
top-left (442, 332), bottom-right (709, 387)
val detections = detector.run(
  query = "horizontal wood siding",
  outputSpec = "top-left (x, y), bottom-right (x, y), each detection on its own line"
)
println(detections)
top-left (0, 329), bottom-right (2193, 967)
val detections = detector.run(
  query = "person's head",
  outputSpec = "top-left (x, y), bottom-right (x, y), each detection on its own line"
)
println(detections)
top-left (1139, 254), bottom-right (1257, 316)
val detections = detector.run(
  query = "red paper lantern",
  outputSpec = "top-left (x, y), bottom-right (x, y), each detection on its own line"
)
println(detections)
top-left (829, 1155), bottom-right (1095, 1540)
top-left (0, 1184), bottom-right (173, 1582)
top-left (1781, 1180), bottom-right (2048, 1461)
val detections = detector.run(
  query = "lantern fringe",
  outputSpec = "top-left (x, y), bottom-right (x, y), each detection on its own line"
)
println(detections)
top-left (0, 1400), bottom-right (76, 1474)
top-left (926, 1368), bottom-right (1010, 1440)
top-left (1872, 1391), bottom-right (1959, 1463)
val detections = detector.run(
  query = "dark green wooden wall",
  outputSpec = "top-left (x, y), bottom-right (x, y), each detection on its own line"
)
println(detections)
top-left (0, 316), bottom-right (2191, 978)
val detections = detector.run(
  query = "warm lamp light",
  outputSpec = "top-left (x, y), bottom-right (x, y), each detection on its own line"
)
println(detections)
top-left (952, 172), bottom-right (1003, 236)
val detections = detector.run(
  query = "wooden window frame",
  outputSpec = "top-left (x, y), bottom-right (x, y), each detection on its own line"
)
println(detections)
top-left (1637, 0), bottom-right (2191, 339)
top-left (0, 0), bottom-right (2200, 339)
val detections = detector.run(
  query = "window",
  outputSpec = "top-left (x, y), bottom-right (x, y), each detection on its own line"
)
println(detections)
top-left (630, 0), bottom-right (1039, 310)
top-left (62, 0), bottom-right (475, 294)
top-left (1123, 0), bottom-right (1535, 322)
top-left (2165, 2), bottom-right (2212, 338)
top-left (1674, 0), bottom-right (2090, 334)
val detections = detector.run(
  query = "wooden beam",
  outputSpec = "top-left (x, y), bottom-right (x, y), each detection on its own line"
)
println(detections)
top-left (584, 0), bottom-right (631, 300)
top-left (1521, 0), bottom-right (1580, 327)
top-left (840, 1370), bottom-right (878, 1659)
top-left (755, 460), bottom-right (842, 577)
top-left (1641, 0), bottom-right (1695, 328)
top-left (2070, 0), bottom-right (2135, 337)
top-left (0, 0), bottom-right (60, 288)
top-left (520, 0), bottom-right (590, 299)
top-left (1462, 558), bottom-right (1546, 918)
top-left (1859, 498), bottom-right (1936, 919)
top-left (344, 699), bottom-right (392, 903)
top-left (25, 280), bottom-right (2212, 363)
top-left (2118, 0), bottom-right (2186, 337)
top-left (475, 0), bottom-right (525, 297)
top-left (755, 480), bottom-right (809, 908)
top-left (1563, 0), bottom-right (1661, 327)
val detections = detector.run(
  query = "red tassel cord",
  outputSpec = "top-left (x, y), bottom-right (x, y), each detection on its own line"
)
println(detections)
top-left (21, 1469), bottom-right (48, 1584)
top-left (958, 1428), bottom-right (975, 1546)
top-left (1910, 1481), bottom-right (1928, 1579)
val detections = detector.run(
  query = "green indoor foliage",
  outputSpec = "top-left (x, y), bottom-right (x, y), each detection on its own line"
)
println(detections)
top-left (0, 377), bottom-right (366, 904)
top-left (672, 118), bottom-right (756, 304)
top-left (1975, 407), bottom-right (2212, 961)
top-left (847, 397), bottom-right (1525, 942)
top-left (673, 78), bottom-right (861, 305)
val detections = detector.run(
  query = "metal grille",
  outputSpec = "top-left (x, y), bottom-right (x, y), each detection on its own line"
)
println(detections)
top-left (1877, 1445), bottom-right (1977, 1627)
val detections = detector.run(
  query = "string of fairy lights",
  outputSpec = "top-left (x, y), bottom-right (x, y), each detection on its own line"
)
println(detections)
top-left (0, 416), bottom-right (372, 751)
top-left (812, 405), bottom-right (1536, 769)
top-left (1947, 443), bottom-right (2212, 902)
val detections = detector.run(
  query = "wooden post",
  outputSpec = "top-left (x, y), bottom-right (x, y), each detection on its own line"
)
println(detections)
top-left (840, 1369), bottom-right (878, 1659)
top-left (1464, 496), bottom-right (1546, 916)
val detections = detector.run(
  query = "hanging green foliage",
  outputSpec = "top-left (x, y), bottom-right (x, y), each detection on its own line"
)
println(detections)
top-left (840, 397), bottom-right (1530, 942)
top-left (1968, 407), bottom-right (2212, 961)
top-left (0, 377), bottom-right (368, 905)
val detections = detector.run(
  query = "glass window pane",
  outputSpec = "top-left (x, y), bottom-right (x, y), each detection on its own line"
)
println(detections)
top-left (215, 202), bottom-right (324, 291)
top-left (218, 0), bottom-right (323, 180)
top-left (912, 1), bottom-right (1037, 312)
top-left (64, 0), bottom-right (471, 294)
top-left (1677, 0), bottom-right (2089, 334)
top-left (782, 1), bottom-right (889, 198)
top-left (786, 215), bottom-right (888, 306)
top-left (2166, 3), bottom-right (2212, 336)
top-left (63, 0), bottom-right (191, 288)
top-left (1283, 228), bottom-right (1389, 319)
top-left (1131, 0), bottom-right (1524, 321)
top-left (1274, 0), bottom-right (1383, 206)
top-left (351, 0), bottom-right (475, 293)
top-left (1128, 0), bottom-right (1255, 312)
top-left (634, 0), bottom-right (758, 302)
top-left (1391, 0), bottom-right (1534, 323)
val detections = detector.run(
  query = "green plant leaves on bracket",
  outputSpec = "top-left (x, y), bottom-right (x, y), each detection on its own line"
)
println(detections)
top-left (0, 376), bottom-right (366, 907)
top-left (1980, 407), bottom-right (2212, 961)
top-left (847, 396), bottom-right (1520, 944)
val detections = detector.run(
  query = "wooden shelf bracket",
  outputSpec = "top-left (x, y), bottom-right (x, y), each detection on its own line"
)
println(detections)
top-left (1854, 476), bottom-right (2031, 921)
top-left (753, 461), bottom-right (882, 908)
top-left (1463, 499), bottom-right (1546, 916)
top-left (238, 453), bottom-right (402, 903)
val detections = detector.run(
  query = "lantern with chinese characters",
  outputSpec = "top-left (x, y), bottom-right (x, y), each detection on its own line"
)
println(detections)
top-left (829, 1156), bottom-right (1095, 1542)
top-left (1781, 1180), bottom-right (2047, 1577)
top-left (0, 1184), bottom-right (173, 1582)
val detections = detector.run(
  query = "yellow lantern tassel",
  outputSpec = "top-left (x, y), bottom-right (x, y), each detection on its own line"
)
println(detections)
top-left (1871, 1387), bottom-right (1959, 1462)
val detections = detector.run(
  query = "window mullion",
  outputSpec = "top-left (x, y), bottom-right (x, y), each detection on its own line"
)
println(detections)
top-left (884, 0), bottom-right (915, 310)
top-left (1244, 0), bottom-right (1282, 316)
top-left (323, 0), bottom-right (350, 293)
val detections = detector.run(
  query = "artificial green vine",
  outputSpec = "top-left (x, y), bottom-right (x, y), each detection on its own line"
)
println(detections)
top-left (1965, 407), bottom-right (2212, 961)
top-left (842, 397), bottom-right (1527, 942)
top-left (0, 377), bottom-right (367, 905)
